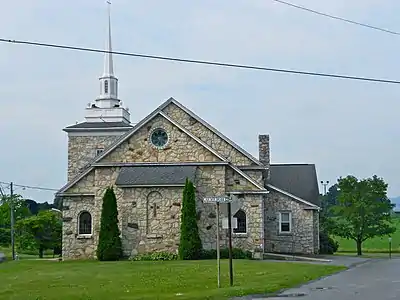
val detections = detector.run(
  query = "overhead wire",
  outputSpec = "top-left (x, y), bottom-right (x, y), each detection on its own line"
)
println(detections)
top-left (0, 38), bottom-right (400, 84)
top-left (271, 0), bottom-right (400, 36)
top-left (0, 181), bottom-right (58, 192)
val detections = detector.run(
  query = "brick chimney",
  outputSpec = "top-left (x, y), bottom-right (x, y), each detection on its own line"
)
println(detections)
top-left (259, 134), bottom-right (270, 181)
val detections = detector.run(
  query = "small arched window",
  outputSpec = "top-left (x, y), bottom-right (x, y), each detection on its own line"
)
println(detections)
top-left (233, 209), bottom-right (247, 234)
top-left (104, 80), bottom-right (109, 94)
top-left (78, 211), bottom-right (92, 235)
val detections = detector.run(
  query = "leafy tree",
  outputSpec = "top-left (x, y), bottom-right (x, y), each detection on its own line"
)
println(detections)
top-left (0, 194), bottom-right (31, 227)
top-left (15, 210), bottom-right (62, 258)
top-left (330, 175), bottom-right (396, 256)
top-left (97, 187), bottom-right (122, 261)
top-left (0, 194), bottom-right (31, 246)
top-left (179, 178), bottom-right (202, 260)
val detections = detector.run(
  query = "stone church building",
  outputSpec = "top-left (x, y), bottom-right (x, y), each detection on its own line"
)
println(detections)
top-left (56, 6), bottom-right (321, 260)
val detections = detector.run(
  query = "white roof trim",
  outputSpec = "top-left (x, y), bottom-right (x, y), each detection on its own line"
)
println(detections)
top-left (56, 167), bottom-right (94, 195)
top-left (266, 184), bottom-right (320, 209)
top-left (168, 98), bottom-right (263, 166)
top-left (57, 97), bottom-right (266, 195)
top-left (159, 111), bottom-right (227, 162)
top-left (229, 164), bottom-right (266, 191)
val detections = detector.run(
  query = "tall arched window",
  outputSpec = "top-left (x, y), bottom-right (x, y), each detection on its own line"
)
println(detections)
top-left (104, 80), bottom-right (109, 94)
top-left (78, 211), bottom-right (92, 235)
top-left (233, 209), bottom-right (247, 234)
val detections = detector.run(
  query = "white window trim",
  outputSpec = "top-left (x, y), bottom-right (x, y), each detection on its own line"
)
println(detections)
top-left (232, 210), bottom-right (248, 236)
top-left (77, 211), bottom-right (93, 238)
top-left (278, 212), bottom-right (292, 234)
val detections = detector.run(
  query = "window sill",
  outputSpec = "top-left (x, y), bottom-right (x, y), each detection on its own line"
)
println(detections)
top-left (278, 232), bottom-right (292, 236)
top-left (77, 234), bottom-right (93, 239)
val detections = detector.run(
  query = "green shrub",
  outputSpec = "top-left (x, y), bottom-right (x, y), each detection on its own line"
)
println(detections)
top-left (178, 179), bottom-right (202, 260)
top-left (132, 251), bottom-right (178, 261)
top-left (97, 187), bottom-right (123, 261)
top-left (319, 231), bottom-right (339, 254)
top-left (201, 248), bottom-right (252, 260)
top-left (0, 228), bottom-right (10, 247)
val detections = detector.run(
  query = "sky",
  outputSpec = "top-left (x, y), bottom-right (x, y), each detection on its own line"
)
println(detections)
top-left (0, 0), bottom-right (399, 202)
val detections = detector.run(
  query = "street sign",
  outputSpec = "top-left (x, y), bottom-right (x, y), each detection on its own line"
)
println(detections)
top-left (220, 195), bottom-right (242, 217)
top-left (203, 196), bottom-right (232, 204)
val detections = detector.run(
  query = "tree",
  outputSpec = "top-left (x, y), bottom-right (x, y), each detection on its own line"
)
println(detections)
top-left (97, 187), bottom-right (122, 261)
top-left (15, 210), bottom-right (62, 258)
top-left (179, 178), bottom-right (202, 260)
top-left (330, 175), bottom-right (396, 256)
top-left (0, 194), bottom-right (31, 246)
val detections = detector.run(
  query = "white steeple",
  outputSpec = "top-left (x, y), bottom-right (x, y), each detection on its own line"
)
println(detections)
top-left (96, 1), bottom-right (119, 106)
top-left (85, 1), bottom-right (130, 124)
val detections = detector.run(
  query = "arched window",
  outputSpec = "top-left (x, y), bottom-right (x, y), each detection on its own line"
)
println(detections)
top-left (233, 209), bottom-right (246, 234)
top-left (78, 211), bottom-right (92, 235)
top-left (104, 80), bottom-right (109, 94)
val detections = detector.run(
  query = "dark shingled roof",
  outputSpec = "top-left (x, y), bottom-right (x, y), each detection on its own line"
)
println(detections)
top-left (115, 166), bottom-right (197, 186)
top-left (269, 164), bottom-right (320, 206)
top-left (65, 122), bottom-right (133, 129)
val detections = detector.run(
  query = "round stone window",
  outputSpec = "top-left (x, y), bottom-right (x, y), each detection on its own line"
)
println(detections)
top-left (150, 128), bottom-right (169, 148)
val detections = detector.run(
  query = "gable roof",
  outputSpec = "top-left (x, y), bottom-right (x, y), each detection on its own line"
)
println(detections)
top-left (57, 97), bottom-right (267, 194)
top-left (115, 165), bottom-right (197, 187)
top-left (268, 164), bottom-right (320, 208)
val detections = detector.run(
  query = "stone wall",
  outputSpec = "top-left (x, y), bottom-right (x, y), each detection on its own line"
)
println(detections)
top-left (312, 210), bottom-right (320, 254)
top-left (67, 135), bottom-right (122, 181)
top-left (162, 102), bottom-right (255, 166)
top-left (264, 190), bottom-right (317, 255)
top-left (62, 196), bottom-right (96, 260)
top-left (62, 164), bottom-right (265, 259)
top-left (99, 115), bottom-right (219, 164)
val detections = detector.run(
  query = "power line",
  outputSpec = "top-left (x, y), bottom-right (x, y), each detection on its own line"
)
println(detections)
top-left (0, 181), bottom-right (58, 192)
top-left (1, 38), bottom-right (400, 85)
top-left (272, 0), bottom-right (400, 36)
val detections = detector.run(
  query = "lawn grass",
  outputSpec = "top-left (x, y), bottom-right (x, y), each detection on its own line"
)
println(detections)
top-left (0, 259), bottom-right (345, 300)
top-left (334, 218), bottom-right (400, 253)
top-left (0, 246), bottom-right (54, 260)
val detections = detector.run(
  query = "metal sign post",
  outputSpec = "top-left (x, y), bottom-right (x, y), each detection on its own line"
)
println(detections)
top-left (203, 196), bottom-right (233, 288)
top-left (216, 202), bottom-right (220, 288)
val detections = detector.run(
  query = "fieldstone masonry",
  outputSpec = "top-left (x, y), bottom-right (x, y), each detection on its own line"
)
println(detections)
top-left (61, 101), bottom-right (320, 259)
top-left (67, 135), bottom-right (123, 181)
top-left (264, 190), bottom-right (318, 254)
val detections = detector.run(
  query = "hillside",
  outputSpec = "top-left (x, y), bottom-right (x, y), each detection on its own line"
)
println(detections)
top-left (391, 196), bottom-right (400, 211)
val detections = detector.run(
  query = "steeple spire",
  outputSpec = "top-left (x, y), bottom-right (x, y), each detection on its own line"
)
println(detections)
top-left (83, 1), bottom-right (130, 125)
top-left (103, 1), bottom-right (114, 77)
top-left (96, 0), bottom-right (119, 105)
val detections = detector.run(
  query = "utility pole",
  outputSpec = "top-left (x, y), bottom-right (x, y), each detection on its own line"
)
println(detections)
top-left (10, 182), bottom-right (15, 261)
top-left (320, 180), bottom-right (329, 196)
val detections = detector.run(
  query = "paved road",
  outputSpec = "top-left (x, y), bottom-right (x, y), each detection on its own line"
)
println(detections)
top-left (267, 258), bottom-right (400, 300)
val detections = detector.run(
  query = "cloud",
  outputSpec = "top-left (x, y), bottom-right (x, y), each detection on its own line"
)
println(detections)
top-left (1, 0), bottom-right (400, 201)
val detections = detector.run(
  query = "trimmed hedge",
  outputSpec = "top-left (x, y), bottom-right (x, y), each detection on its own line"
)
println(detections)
top-left (131, 248), bottom-right (252, 261)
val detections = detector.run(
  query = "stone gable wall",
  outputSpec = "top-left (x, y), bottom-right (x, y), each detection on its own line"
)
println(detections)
top-left (162, 103), bottom-right (255, 166)
top-left (225, 168), bottom-right (260, 192)
top-left (67, 135), bottom-right (122, 181)
top-left (264, 190), bottom-right (317, 254)
top-left (99, 115), bottom-right (219, 164)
